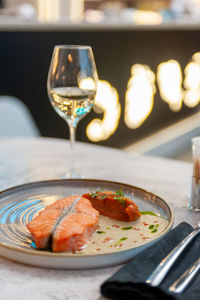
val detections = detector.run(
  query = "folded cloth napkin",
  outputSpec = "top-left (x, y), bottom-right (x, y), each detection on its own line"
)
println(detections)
top-left (101, 222), bottom-right (200, 300)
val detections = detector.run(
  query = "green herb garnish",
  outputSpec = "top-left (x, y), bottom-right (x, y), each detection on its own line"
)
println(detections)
top-left (89, 188), bottom-right (105, 198)
top-left (119, 237), bottom-right (128, 242)
top-left (114, 237), bottom-right (128, 247)
top-left (96, 231), bottom-right (106, 234)
top-left (148, 224), bottom-right (159, 233)
top-left (114, 190), bottom-right (126, 206)
top-left (122, 226), bottom-right (132, 230)
top-left (114, 196), bottom-right (126, 207)
top-left (149, 225), bottom-right (154, 230)
top-left (140, 211), bottom-right (158, 216)
top-left (99, 195), bottom-right (107, 200)
top-left (89, 189), bottom-right (98, 198)
top-left (115, 189), bottom-right (125, 197)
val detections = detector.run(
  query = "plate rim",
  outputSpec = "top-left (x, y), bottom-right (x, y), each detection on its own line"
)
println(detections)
top-left (0, 178), bottom-right (174, 258)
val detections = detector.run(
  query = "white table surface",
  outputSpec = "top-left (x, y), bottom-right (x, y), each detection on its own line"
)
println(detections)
top-left (0, 136), bottom-right (198, 300)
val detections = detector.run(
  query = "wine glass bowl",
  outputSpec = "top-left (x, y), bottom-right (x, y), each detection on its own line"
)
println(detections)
top-left (47, 45), bottom-right (98, 178)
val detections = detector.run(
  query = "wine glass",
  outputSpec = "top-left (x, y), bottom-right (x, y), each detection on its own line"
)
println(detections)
top-left (47, 45), bottom-right (98, 178)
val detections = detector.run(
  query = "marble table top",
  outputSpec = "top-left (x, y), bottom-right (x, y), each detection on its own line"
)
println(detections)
top-left (0, 137), bottom-right (198, 300)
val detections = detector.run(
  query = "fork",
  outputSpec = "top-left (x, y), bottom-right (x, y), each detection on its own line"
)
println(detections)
top-left (146, 222), bottom-right (200, 287)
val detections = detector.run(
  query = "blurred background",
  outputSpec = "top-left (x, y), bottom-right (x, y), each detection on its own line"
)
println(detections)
top-left (1, 0), bottom-right (200, 161)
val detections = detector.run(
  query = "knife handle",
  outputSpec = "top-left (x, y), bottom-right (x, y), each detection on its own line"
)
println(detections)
top-left (169, 257), bottom-right (200, 293)
top-left (146, 226), bottom-right (200, 287)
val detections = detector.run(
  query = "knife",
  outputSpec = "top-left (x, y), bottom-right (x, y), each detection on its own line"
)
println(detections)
top-left (169, 257), bottom-right (200, 293)
top-left (146, 223), bottom-right (200, 287)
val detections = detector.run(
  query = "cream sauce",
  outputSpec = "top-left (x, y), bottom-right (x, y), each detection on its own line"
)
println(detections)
top-left (71, 214), bottom-right (169, 255)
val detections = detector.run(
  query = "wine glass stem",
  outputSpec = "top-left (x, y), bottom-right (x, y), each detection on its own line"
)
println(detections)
top-left (69, 125), bottom-right (76, 176)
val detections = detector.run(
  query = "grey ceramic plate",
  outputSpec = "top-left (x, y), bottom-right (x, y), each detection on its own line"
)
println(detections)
top-left (0, 179), bottom-right (173, 269)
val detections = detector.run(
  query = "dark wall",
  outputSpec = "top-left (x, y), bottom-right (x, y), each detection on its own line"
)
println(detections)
top-left (0, 29), bottom-right (199, 148)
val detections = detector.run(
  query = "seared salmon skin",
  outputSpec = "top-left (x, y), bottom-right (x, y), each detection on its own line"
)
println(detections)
top-left (82, 191), bottom-right (141, 222)
top-left (27, 196), bottom-right (99, 252)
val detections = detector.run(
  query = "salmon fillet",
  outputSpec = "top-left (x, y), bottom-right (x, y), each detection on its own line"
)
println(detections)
top-left (52, 197), bottom-right (99, 252)
top-left (27, 196), bottom-right (99, 252)
top-left (82, 191), bottom-right (141, 222)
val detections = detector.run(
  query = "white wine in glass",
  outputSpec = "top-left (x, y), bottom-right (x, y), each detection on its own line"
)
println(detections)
top-left (47, 45), bottom-right (98, 178)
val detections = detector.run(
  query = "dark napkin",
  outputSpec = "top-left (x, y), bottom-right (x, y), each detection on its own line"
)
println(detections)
top-left (101, 222), bottom-right (200, 300)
